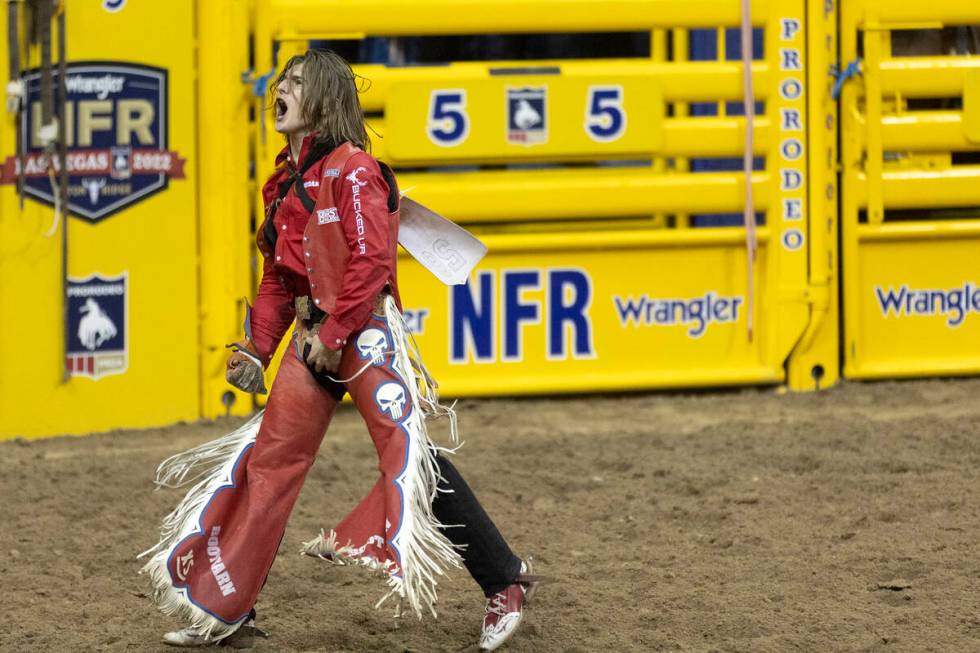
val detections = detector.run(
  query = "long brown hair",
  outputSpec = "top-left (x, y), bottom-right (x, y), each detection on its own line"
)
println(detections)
top-left (270, 49), bottom-right (370, 152)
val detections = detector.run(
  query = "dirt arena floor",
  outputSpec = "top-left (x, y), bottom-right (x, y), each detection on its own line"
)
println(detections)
top-left (3, 378), bottom-right (980, 652)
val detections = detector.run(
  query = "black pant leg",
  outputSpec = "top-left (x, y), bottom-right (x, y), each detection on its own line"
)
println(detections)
top-left (432, 455), bottom-right (523, 597)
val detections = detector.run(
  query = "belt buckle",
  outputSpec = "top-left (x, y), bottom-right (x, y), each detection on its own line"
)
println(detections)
top-left (295, 296), bottom-right (312, 321)
top-left (373, 293), bottom-right (388, 317)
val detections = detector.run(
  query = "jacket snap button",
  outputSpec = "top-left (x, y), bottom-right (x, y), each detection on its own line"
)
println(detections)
top-left (275, 255), bottom-right (281, 261)
top-left (281, 224), bottom-right (287, 230)
top-left (314, 298), bottom-right (321, 305)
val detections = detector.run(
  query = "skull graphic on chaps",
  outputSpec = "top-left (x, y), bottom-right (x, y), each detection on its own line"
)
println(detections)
top-left (375, 381), bottom-right (407, 421)
top-left (356, 328), bottom-right (389, 365)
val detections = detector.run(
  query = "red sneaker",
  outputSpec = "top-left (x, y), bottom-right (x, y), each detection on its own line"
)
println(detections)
top-left (478, 559), bottom-right (541, 651)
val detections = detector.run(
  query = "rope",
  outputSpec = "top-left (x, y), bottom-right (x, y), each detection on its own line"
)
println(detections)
top-left (43, 164), bottom-right (61, 237)
top-left (832, 58), bottom-right (862, 101)
top-left (241, 68), bottom-right (276, 144)
top-left (740, 0), bottom-right (757, 342)
top-left (240, 68), bottom-right (276, 98)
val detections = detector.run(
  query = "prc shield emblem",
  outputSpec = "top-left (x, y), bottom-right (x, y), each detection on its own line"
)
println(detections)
top-left (506, 86), bottom-right (547, 145)
top-left (66, 272), bottom-right (129, 379)
top-left (2, 61), bottom-right (185, 222)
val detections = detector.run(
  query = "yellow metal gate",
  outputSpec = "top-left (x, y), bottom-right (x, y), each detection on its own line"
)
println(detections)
top-left (0, 0), bottom-right (857, 438)
top-left (840, 1), bottom-right (980, 379)
top-left (247, 0), bottom-right (837, 398)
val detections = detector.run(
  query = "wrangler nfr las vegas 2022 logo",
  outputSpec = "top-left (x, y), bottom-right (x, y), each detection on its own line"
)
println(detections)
top-left (1, 61), bottom-right (184, 221)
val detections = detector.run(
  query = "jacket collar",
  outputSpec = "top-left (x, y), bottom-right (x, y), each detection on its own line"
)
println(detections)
top-left (275, 132), bottom-right (336, 170)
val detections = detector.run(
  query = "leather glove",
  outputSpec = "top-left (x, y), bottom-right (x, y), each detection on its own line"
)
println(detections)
top-left (225, 338), bottom-right (267, 394)
top-left (304, 331), bottom-right (342, 375)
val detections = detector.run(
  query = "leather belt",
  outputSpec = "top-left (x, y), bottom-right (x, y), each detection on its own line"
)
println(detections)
top-left (294, 296), bottom-right (327, 329)
top-left (295, 291), bottom-right (389, 330)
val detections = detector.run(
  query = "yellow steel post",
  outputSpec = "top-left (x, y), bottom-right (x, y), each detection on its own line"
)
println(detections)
top-left (765, 0), bottom-right (811, 374)
top-left (198, 0), bottom-right (253, 418)
top-left (672, 28), bottom-right (691, 228)
top-left (650, 29), bottom-right (668, 229)
top-left (787, 0), bottom-right (840, 389)
top-left (763, 0), bottom-right (783, 368)
top-left (840, 0), bottom-right (863, 376)
top-left (863, 11), bottom-right (886, 225)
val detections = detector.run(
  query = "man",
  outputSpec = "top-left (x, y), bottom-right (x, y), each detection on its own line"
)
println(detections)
top-left (139, 50), bottom-right (538, 651)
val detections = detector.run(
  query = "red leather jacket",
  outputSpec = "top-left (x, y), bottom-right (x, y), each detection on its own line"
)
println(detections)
top-left (251, 136), bottom-right (401, 363)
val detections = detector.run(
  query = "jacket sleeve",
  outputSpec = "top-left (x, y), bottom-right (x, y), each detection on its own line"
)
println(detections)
top-left (251, 241), bottom-right (296, 366)
top-left (316, 153), bottom-right (395, 350)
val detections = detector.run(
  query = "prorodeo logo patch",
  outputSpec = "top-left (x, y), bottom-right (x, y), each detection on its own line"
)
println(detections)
top-left (66, 272), bottom-right (128, 379)
top-left (506, 87), bottom-right (547, 145)
top-left (1, 61), bottom-right (185, 222)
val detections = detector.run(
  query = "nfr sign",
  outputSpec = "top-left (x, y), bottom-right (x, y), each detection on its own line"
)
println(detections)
top-left (1, 61), bottom-right (185, 222)
top-left (450, 268), bottom-right (595, 363)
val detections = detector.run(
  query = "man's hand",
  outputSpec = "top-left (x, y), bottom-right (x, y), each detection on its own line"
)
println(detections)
top-left (305, 333), bottom-right (342, 374)
top-left (226, 338), bottom-right (267, 394)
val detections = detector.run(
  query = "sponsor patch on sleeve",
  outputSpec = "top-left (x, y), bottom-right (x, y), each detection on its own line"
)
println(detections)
top-left (323, 168), bottom-right (341, 178)
top-left (317, 207), bottom-right (340, 225)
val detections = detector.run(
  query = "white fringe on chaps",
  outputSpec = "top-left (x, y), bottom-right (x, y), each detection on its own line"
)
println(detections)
top-left (301, 295), bottom-right (463, 618)
top-left (137, 413), bottom-right (263, 640)
top-left (138, 296), bottom-right (461, 635)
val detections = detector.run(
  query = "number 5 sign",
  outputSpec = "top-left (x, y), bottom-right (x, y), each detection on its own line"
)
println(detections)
top-left (386, 76), bottom-right (662, 164)
top-left (585, 86), bottom-right (626, 142)
top-left (427, 90), bottom-right (470, 147)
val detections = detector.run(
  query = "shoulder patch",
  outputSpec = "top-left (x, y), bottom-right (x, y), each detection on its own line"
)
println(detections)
top-left (346, 166), bottom-right (369, 188)
top-left (323, 168), bottom-right (341, 178)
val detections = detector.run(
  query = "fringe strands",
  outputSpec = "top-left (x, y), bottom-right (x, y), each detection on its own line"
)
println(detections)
top-left (378, 295), bottom-right (464, 618)
top-left (136, 411), bottom-right (264, 640)
top-left (302, 297), bottom-right (464, 619)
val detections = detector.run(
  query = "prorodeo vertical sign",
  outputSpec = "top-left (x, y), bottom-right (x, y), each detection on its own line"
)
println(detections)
top-left (777, 16), bottom-right (806, 252)
top-left (1, 62), bottom-right (185, 222)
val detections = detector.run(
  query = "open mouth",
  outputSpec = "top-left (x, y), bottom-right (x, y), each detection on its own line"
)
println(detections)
top-left (275, 98), bottom-right (288, 120)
